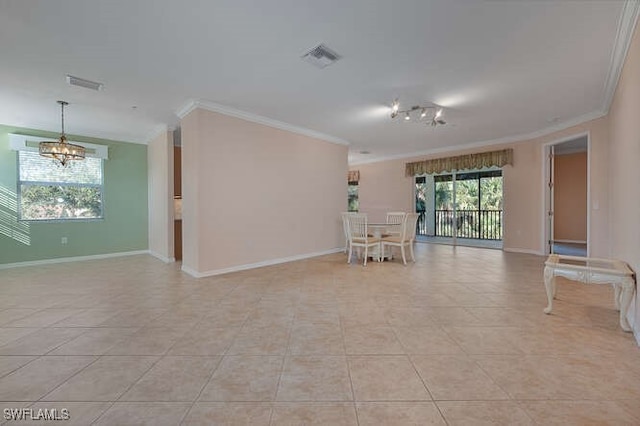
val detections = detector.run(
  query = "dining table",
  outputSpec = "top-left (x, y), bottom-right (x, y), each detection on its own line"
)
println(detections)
top-left (367, 223), bottom-right (396, 261)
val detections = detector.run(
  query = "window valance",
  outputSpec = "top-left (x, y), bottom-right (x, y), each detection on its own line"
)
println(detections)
top-left (405, 148), bottom-right (513, 176)
top-left (348, 170), bottom-right (360, 184)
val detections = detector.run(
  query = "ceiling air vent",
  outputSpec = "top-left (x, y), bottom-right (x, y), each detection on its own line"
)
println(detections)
top-left (66, 74), bottom-right (104, 91)
top-left (301, 44), bottom-right (342, 69)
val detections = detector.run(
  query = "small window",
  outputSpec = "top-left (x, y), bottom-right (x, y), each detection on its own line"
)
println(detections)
top-left (18, 151), bottom-right (104, 220)
top-left (348, 182), bottom-right (359, 212)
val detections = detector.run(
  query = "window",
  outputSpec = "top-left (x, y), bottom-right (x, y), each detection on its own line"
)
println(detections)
top-left (348, 182), bottom-right (359, 212)
top-left (18, 151), bottom-right (104, 220)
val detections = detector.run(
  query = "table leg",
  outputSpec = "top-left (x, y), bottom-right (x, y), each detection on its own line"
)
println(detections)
top-left (543, 266), bottom-right (555, 314)
top-left (618, 278), bottom-right (634, 332)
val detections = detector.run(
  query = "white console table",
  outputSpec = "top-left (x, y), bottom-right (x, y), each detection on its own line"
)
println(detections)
top-left (543, 254), bottom-right (636, 332)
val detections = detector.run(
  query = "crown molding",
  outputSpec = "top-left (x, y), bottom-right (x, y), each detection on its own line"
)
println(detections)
top-left (175, 99), bottom-right (351, 146)
top-left (175, 99), bottom-right (198, 120)
top-left (602, 0), bottom-right (640, 114)
top-left (349, 109), bottom-right (606, 166)
top-left (144, 124), bottom-right (174, 144)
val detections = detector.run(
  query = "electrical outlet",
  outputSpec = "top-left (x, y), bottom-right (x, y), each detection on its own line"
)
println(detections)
top-left (61, 237), bottom-right (68, 245)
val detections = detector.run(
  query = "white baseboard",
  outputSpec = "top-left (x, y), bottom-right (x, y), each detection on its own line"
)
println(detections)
top-left (0, 250), bottom-right (150, 270)
top-left (503, 247), bottom-right (545, 256)
top-left (149, 251), bottom-right (175, 263)
top-left (554, 239), bottom-right (587, 244)
top-left (182, 248), bottom-right (344, 278)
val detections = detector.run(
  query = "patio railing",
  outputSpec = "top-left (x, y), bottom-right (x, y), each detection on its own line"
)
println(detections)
top-left (417, 210), bottom-right (503, 240)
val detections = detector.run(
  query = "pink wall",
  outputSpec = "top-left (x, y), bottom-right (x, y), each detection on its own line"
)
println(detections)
top-left (607, 19), bottom-right (640, 338)
top-left (351, 116), bottom-right (610, 256)
top-left (554, 152), bottom-right (587, 242)
top-left (181, 108), bottom-right (347, 275)
top-left (147, 130), bottom-right (174, 262)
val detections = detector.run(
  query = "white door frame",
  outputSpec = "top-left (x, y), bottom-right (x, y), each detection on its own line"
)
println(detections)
top-left (541, 131), bottom-right (591, 256)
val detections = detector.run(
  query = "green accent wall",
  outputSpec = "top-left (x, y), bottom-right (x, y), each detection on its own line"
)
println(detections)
top-left (0, 125), bottom-right (148, 265)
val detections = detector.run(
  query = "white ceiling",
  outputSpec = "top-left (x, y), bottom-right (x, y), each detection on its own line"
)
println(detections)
top-left (0, 0), bottom-right (636, 164)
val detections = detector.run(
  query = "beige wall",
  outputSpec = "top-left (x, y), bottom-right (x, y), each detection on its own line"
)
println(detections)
top-left (181, 108), bottom-right (347, 275)
top-left (147, 130), bottom-right (174, 262)
top-left (607, 19), bottom-right (640, 337)
top-left (352, 116), bottom-right (610, 256)
top-left (554, 152), bottom-right (587, 242)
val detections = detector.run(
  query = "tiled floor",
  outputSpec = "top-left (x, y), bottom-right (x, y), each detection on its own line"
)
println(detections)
top-left (0, 243), bottom-right (638, 425)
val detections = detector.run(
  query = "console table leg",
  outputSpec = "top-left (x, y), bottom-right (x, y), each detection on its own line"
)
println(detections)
top-left (613, 283), bottom-right (622, 310)
top-left (618, 278), bottom-right (634, 332)
top-left (543, 266), bottom-right (554, 314)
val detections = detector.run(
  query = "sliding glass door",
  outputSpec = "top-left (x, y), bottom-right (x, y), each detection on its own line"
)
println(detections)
top-left (416, 169), bottom-right (503, 245)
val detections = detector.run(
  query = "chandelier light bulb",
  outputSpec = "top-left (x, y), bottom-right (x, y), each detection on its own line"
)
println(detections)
top-left (404, 112), bottom-right (411, 120)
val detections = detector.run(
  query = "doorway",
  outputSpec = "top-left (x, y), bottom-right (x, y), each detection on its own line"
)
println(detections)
top-left (415, 168), bottom-right (503, 249)
top-left (544, 135), bottom-right (588, 256)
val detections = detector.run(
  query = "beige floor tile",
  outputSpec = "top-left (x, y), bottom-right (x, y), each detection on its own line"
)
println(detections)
top-left (17, 402), bottom-right (112, 426)
top-left (0, 356), bottom-right (36, 378)
top-left (0, 248), bottom-right (638, 424)
top-left (106, 327), bottom-right (185, 355)
top-left (465, 307), bottom-right (538, 327)
top-left (384, 307), bottom-right (438, 327)
top-left (48, 327), bottom-right (140, 355)
top-left (443, 327), bottom-right (523, 355)
top-left (168, 326), bottom-right (239, 356)
top-left (426, 307), bottom-right (482, 326)
top-left (226, 326), bottom-right (290, 355)
top-left (348, 356), bottom-right (430, 401)
top-left (356, 402), bottom-right (446, 425)
top-left (522, 400), bottom-right (640, 425)
top-left (0, 356), bottom-right (96, 401)
top-left (615, 399), bottom-right (640, 423)
top-left (122, 356), bottom-right (220, 402)
top-left (0, 328), bottom-right (89, 355)
top-left (3, 309), bottom-right (85, 328)
top-left (343, 326), bottom-right (404, 355)
top-left (96, 309), bottom-right (166, 328)
top-left (49, 309), bottom-right (120, 327)
top-left (478, 354), bottom-right (640, 400)
top-left (271, 402), bottom-right (357, 425)
top-left (411, 355), bottom-right (510, 400)
top-left (437, 401), bottom-right (534, 425)
top-left (0, 310), bottom-right (39, 327)
top-left (393, 327), bottom-right (465, 354)
top-left (182, 402), bottom-right (272, 425)
top-left (42, 356), bottom-right (157, 401)
top-left (202, 307), bottom-right (252, 328)
top-left (288, 324), bottom-right (344, 355)
top-left (200, 356), bottom-right (282, 402)
top-left (0, 328), bottom-right (38, 347)
top-left (277, 356), bottom-right (352, 401)
top-left (92, 402), bottom-right (191, 426)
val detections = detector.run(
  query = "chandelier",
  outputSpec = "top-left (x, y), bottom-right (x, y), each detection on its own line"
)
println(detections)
top-left (39, 101), bottom-right (86, 167)
top-left (390, 99), bottom-right (446, 126)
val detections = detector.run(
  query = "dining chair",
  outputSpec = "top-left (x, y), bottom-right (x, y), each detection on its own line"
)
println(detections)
top-left (340, 212), bottom-right (357, 253)
top-left (381, 212), bottom-right (420, 264)
top-left (347, 213), bottom-right (381, 266)
top-left (385, 211), bottom-right (406, 237)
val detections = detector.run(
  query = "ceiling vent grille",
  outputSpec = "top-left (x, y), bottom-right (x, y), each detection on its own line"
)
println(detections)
top-left (66, 75), bottom-right (104, 91)
top-left (301, 44), bottom-right (342, 69)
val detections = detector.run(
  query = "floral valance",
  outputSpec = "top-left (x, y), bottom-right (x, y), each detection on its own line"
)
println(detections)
top-left (348, 170), bottom-right (360, 183)
top-left (405, 148), bottom-right (513, 176)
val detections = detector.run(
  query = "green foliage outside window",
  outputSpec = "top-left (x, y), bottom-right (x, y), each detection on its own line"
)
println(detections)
top-left (18, 151), bottom-right (104, 220)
